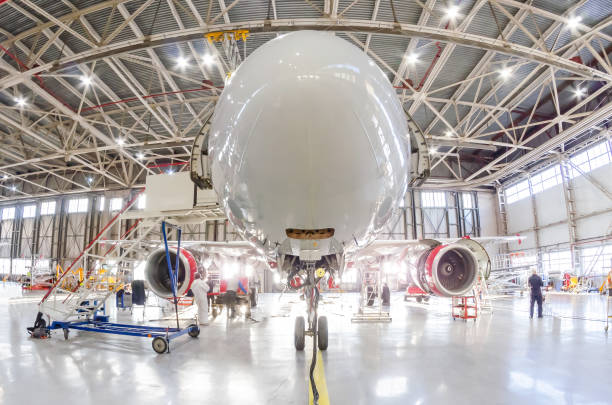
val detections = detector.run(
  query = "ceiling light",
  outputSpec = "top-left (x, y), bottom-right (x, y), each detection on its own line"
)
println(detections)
top-left (2, 175), bottom-right (8, 180)
top-left (445, 5), bottom-right (460, 20)
top-left (87, 177), bottom-right (93, 184)
top-left (81, 75), bottom-right (93, 86)
top-left (167, 168), bottom-right (174, 175)
top-left (116, 138), bottom-right (125, 146)
top-left (201, 54), bottom-right (215, 66)
top-left (567, 16), bottom-right (581, 30)
top-left (137, 152), bottom-right (145, 160)
top-left (574, 87), bottom-right (586, 98)
top-left (405, 53), bottom-right (419, 64)
top-left (498, 67), bottom-right (512, 80)
top-left (429, 148), bottom-right (437, 155)
top-left (445, 130), bottom-right (454, 137)
top-left (10, 185), bottom-right (16, 191)
top-left (175, 56), bottom-right (189, 69)
top-left (14, 96), bottom-right (27, 107)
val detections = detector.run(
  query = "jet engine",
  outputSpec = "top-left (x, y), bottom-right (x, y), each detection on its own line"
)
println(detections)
top-left (410, 238), bottom-right (489, 297)
top-left (144, 248), bottom-right (198, 298)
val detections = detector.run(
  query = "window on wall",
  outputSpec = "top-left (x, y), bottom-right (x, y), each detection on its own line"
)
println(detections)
top-left (110, 198), bottom-right (123, 212)
top-left (541, 250), bottom-right (572, 274)
top-left (461, 193), bottom-right (475, 209)
top-left (137, 194), bottom-right (146, 210)
top-left (1, 207), bottom-right (15, 220)
top-left (22, 205), bottom-right (36, 218)
top-left (98, 197), bottom-right (105, 212)
top-left (505, 179), bottom-right (530, 204)
top-left (530, 165), bottom-right (562, 194)
top-left (68, 198), bottom-right (88, 213)
top-left (569, 140), bottom-right (612, 178)
top-left (40, 201), bottom-right (56, 216)
top-left (421, 191), bottom-right (446, 208)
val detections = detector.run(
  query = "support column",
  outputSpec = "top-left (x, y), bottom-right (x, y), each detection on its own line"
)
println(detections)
top-left (527, 175), bottom-right (542, 272)
top-left (559, 157), bottom-right (579, 273)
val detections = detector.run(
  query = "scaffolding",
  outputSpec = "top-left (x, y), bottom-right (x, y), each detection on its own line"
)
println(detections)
top-left (351, 266), bottom-right (391, 323)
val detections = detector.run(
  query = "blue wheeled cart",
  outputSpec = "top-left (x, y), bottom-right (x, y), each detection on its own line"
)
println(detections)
top-left (46, 221), bottom-right (198, 354)
top-left (48, 319), bottom-right (200, 353)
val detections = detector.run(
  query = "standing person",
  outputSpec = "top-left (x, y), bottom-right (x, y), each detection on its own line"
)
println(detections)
top-left (191, 272), bottom-right (209, 325)
top-left (528, 268), bottom-right (544, 319)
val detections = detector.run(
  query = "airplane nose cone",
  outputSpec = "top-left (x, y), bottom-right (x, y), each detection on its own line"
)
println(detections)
top-left (209, 31), bottom-right (409, 246)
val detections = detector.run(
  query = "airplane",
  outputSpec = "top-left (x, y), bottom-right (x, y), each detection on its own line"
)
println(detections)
top-left (141, 31), bottom-right (513, 356)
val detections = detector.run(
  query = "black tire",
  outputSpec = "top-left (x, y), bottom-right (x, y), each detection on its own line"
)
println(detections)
top-left (317, 316), bottom-right (328, 351)
top-left (131, 280), bottom-right (146, 305)
top-left (187, 324), bottom-right (200, 338)
top-left (416, 296), bottom-right (422, 303)
top-left (250, 289), bottom-right (257, 308)
top-left (152, 337), bottom-right (168, 354)
top-left (404, 295), bottom-right (408, 302)
top-left (424, 296), bottom-right (430, 302)
top-left (63, 328), bottom-right (69, 340)
top-left (294, 316), bottom-right (305, 351)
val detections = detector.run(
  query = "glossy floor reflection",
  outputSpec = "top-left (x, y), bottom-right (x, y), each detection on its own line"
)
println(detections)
top-left (1, 282), bottom-right (610, 405)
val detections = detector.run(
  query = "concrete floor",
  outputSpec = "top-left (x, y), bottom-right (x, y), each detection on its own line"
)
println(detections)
top-left (1, 282), bottom-right (611, 405)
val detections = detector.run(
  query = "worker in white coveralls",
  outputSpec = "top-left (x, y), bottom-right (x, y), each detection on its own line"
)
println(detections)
top-left (191, 272), bottom-right (209, 325)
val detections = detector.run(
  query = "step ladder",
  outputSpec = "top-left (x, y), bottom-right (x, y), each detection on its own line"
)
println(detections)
top-left (475, 270), bottom-right (493, 314)
top-left (39, 190), bottom-right (162, 322)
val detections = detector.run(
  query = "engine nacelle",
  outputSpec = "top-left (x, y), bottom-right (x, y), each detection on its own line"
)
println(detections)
top-left (411, 239), bottom-right (489, 297)
top-left (144, 248), bottom-right (198, 298)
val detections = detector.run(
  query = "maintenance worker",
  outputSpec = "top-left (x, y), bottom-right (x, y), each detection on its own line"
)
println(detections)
top-left (382, 282), bottom-right (391, 306)
top-left (191, 272), bottom-right (209, 325)
top-left (225, 274), bottom-right (247, 318)
top-left (528, 268), bottom-right (544, 319)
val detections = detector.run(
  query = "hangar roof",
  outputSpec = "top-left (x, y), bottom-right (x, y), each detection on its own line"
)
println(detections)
top-left (0, 0), bottom-right (610, 199)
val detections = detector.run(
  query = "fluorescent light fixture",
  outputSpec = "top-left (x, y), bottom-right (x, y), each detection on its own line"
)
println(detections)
top-left (445, 5), bottom-right (460, 20)
top-left (405, 53), bottom-right (419, 64)
top-left (498, 67), bottom-right (512, 80)
top-left (567, 15), bottom-right (581, 30)
top-left (201, 53), bottom-right (215, 66)
top-left (116, 138), bottom-right (125, 146)
top-left (14, 96), bottom-right (27, 107)
top-left (574, 87), bottom-right (585, 98)
top-left (175, 56), bottom-right (189, 69)
top-left (81, 75), bottom-right (93, 86)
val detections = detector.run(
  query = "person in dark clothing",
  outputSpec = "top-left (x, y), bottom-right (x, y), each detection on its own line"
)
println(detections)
top-left (381, 283), bottom-right (391, 306)
top-left (528, 269), bottom-right (544, 319)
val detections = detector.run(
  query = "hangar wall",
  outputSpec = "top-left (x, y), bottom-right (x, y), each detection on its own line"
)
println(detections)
top-left (502, 140), bottom-right (612, 279)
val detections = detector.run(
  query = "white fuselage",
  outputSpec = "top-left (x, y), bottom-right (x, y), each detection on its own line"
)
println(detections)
top-left (208, 31), bottom-right (410, 255)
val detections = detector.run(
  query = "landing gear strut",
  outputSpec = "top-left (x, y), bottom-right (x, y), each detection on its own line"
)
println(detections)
top-left (291, 264), bottom-right (328, 405)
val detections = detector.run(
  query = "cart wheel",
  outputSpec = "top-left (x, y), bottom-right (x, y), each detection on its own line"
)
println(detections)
top-left (424, 296), bottom-right (430, 303)
top-left (416, 296), bottom-right (422, 303)
top-left (152, 337), bottom-right (168, 354)
top-left (452, 317), bottom-right (456, 321)
top-left (187, 324), bottom-right (200, 338)
top-left (404, 296), bottom-right (408, 302)
top-left (317, 316), bottom-right (328, 351)
top-left (63, 329), bottom-right (69, 340)
top-left (294, 316), bottom-right (305, 351)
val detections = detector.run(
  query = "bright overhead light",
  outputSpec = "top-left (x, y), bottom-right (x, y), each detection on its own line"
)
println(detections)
top-left (445, 5), bottom-right (460, 20)
top-left (10, 185), bottom-right (16, 191)
top-left (201, 53), bottom-right (215, 66)
top-left (445, 130), bottom-right (454, 137)
top-left (81, 75), bottom-right (93, 86)
top-left (273, 273), bottom-right (281, 284)
top-left (405, 53), bottom-right (419, 64)
top-left (14, 96), bottom-right (27, 107)
top-left (429, 148), bottom-right (437, 155)
top-left (2, 175), bottom-right (8, 180)
top-left (136, 152), bottom-right (145, 160)
top-left (567, 15), bottom-right (582, 30)
top-left (498, 67), bottom-right (512, 80)
top-left (167, 168), bottom-right (174, 175)
top-left (116, 138), bottom-right (125, 146)
top-left (175, 56), bottom-right (189, 69)
top-left (574, 87), bottom-right (586, 98)
top-left (87, 177), bottom-right (93, 184)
